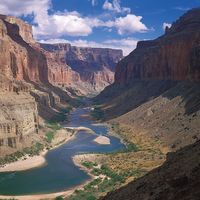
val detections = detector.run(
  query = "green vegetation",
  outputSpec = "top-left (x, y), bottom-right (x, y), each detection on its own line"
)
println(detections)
top-left (47, 105), bottom-right (73, 123)
top-left (110, 123), bottom-right (139, 153)
top-left (91, 106), bottom-right (105, 120)
top-left (82, 161), bottom-right (98, 169)
top-left (70, 189), bottom-right (97, 200)
top-left (46, 121), bottom-right (62, 130)
top-left (69, 162), bottom-right (146, 200)
top-left (46, 131), bottom-right (55, 143)
top-left (45, 121), bottom-right (62, 143)
top-left (123, 142), bottom-right (139, 153)
top-left (55, 196), bottom-right (64, 200)
top-left (0, 142), bottom-right (44, 166)
top-left (0, 105), bottom-right (72, 167)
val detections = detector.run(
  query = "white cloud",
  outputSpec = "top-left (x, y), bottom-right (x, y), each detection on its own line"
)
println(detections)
top-left (0, 0), bottom-right (50, 17)
top-left (103, 0), bottom-right (131, 14)
top-left (33, 14), bottom-right (94, 37)
top-left (163, 22), bottom-right (172, 31)
top-left (40, 37), bottom-right (138, 56)
top-left (0, 0), bottom-right (148, 38)
top-left (111, 14), bottom-right (148, 35)
top-left (32, 11), bottom-right (148, 38)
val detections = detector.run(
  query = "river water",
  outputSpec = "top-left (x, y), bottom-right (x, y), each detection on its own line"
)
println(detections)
top-left (0, 107), bottom-right (125, 195)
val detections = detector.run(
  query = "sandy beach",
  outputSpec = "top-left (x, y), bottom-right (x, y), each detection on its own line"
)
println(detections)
top-left (0, 128), bottom-right (76, 173)
top-left (0, 179), bottom-right (92, 200)
top-left (0, 125), bottom-right (111, 199)
top-left (94, 135), bottom-right (110, 145)
top-left (0, 150), bottom-right (47, 172)
top-left (0, 126), bottom-right (98, 200)
top-left (0, 152), bottom-right (98, 200)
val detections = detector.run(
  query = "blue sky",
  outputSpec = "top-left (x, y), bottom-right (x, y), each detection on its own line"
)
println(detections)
top-left (0, 0), bottom-right (199, 55)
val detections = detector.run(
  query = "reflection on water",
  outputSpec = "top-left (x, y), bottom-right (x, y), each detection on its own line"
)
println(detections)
top-left (0, 108), bottom-right (125, 195)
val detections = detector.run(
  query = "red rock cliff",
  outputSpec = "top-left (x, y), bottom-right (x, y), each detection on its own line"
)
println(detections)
top-left (40, 43), bottom-right (123, 94)
top-left (115, 8), bottom-right (200, 85)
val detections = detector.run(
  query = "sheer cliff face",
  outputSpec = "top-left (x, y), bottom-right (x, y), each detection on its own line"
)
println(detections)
top-left (0, 15), bottom-right (48, 83)
top-left (40, 43), bottom-right (123, 94)
top-left (0, 16), bottom-right (40, 153)
top-left (0, 14), bottom-right (122, 152)
top-left (115, 8), bottom-right (200, 85)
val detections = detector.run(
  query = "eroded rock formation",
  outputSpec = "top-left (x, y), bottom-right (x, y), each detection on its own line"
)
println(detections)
top-left (40, 43), bottom-right (123, 94)
top-left (115, 8), bottom-right (200, 85)
top-left (0, 14), bottom-right (122, 153)
top-left (0, 15), bottom-right (66, 153)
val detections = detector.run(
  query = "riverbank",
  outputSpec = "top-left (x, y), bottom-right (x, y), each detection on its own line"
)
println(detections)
top-left (67, 122), bottom-right (166, 200)
top-left (0, 178), bottom-right (93, 200)
top-left (0, 128), bottom-right (76, 172)
top-left (0, 108), bottom-right (126, 200)
top-left (0, 150), bottom-right (47, 172)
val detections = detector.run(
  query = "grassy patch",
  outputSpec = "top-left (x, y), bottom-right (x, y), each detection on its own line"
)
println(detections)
top-left (55, 196), bottom-right (64, 200)
top-left (69, 163), bottom-right (137, 200)
top-left (0, 142), bottom-right (44, 166)
top-left (82, 161), bottom-right (97, 169)
top-left (46, 122), bottom-right (62, 130)
top-left (46, 131), bottom-right (55, 143)
top-left (45, 121), bottom-right (62, 143)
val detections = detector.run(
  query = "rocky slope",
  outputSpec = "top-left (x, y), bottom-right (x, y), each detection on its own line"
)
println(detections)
top-left (94, 8), bottom-right (200, 200)
top-left (96, 8), bottom-right (200, 120)
top-left (40, 43), bottom-right (123, 95)
top-left (102, 140), bottom-right (200, 200)
top-left (0, 15), bottom-right (73, 155)
top-left (115, 8), bottom-right (200, 84)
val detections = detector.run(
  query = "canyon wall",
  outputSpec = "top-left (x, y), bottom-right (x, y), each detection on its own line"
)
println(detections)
top-left (0, 16), bottom-right (40, 153)
top-left (115, 8), bottom-right (200, 85)
top-left (99, 8), bottom-right (200, 200)
top-left (0, 14), bottom-right (122, 153)
top-left (0, 15), bottom-right (67, 154)
top-left (40, 43), bottom-right (123, 94)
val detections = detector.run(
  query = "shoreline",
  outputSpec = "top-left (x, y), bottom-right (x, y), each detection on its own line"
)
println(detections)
top-left (0, 149), bottom-right (47, 172)
top-left (0, 122), bottom-right (121, 199)
top-left (0, 128), bottom-right (78, 173)
top-left (0, 137), bottom-right (98, 200)
top-left (0, 177), bottom-right (93, 200)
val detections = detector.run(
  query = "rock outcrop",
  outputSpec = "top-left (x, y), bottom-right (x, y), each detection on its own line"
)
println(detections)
top-left (115, 8), bottom-right (200, 85)
top-left (0, 15), bottom-right (69, 154)
top-left (102, 140), bottom-right (200, 200)
top-left (96, 8), bottom-right (200, 200)
top-left (0, 14), bottom-right (122, 154)
top-left (96, 8), bottom-right (200, 118)
top-left (40, 43), bottom-right (123, 94)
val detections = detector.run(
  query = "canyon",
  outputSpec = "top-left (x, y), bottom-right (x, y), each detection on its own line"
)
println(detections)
top-left (0, 14), bottom-right (122, 156)
top-left (94, 8), bottom-right (200, 200)
top-left (40, 43), bottom-right (122, 95)
top-left (0, 6), bottom-right (200, 200)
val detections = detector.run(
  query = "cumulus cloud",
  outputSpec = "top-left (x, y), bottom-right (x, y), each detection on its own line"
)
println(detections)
top-left (40, 37), bottom-right (138, 56)
top-left (163, 22), bottom-right (172, 30)
top-left (103, 0), bottom-right (131, 14)
top-left (113, 14), bottom-right (148, 35)
top-left (33, 13), bottom-right (94, 37)
top-left (0, 0), bottom-right (50, 17)
top-left (0, 0), bottom-right (148, 38)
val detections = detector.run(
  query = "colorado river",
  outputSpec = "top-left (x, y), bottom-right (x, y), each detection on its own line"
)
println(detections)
top-left (0, 107), bottom-right (125, 195)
